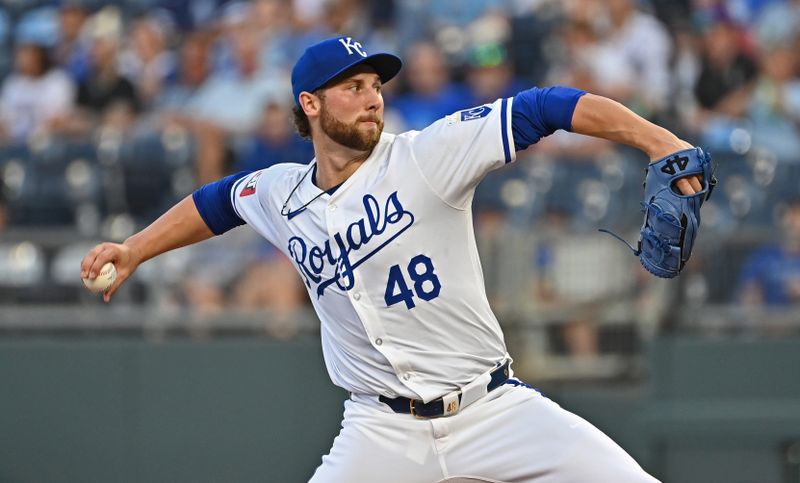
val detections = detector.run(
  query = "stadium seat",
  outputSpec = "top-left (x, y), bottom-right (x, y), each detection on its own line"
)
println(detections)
top-left (6, 160), bottom-right (75, 227)
top-left (116, 135), bottom-right (178, 224)
top-left (0, 241), bottom-right (45, 287)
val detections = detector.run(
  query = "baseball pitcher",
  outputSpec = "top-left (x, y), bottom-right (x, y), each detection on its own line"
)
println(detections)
top-left (81, 36), bottom-right (714, 482)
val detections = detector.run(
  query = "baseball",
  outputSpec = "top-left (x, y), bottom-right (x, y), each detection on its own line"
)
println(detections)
top-left (82, 262), bottom-right (117, 293)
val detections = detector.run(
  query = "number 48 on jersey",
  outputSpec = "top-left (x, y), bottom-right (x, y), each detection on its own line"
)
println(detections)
top-left (384, 254), bottom-right (441, 309)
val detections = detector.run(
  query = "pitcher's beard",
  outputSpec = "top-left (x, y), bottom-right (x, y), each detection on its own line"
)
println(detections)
top-left (320, 105), bottom-right (383, 151)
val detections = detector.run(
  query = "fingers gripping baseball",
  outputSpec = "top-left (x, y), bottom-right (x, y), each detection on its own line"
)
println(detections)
top-left (80, 242), bottom-right (138, 302)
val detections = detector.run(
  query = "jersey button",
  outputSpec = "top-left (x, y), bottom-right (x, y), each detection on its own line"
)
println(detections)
top-left (329, 204), bottom-right (337, 211)
top-left (403, 373), bottom-right (412, 381)
top-left (353, 293), bottom-right (361, 301)
top-left (375, 338), bottom-right (382, 346)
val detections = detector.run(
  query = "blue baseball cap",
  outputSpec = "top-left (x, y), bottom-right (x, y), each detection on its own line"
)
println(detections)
top-left (291, 36), bottom-right (402, 107)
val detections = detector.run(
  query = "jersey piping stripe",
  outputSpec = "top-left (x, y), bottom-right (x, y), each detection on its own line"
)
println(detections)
top-left (501, 97), bottom-right (511, 164)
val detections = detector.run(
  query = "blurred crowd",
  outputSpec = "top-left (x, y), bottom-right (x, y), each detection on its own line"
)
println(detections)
top-left (1, 0), bottom-right (800, 359)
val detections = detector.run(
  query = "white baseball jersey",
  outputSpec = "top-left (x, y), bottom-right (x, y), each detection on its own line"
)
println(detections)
top-left (230, 98), bottom-right (516, 402)
top-left (223, 95), bottom-right (660, 483)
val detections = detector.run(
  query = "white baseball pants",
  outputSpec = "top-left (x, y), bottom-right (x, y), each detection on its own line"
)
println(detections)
top-left (309, 382), bottom-right (659, 482)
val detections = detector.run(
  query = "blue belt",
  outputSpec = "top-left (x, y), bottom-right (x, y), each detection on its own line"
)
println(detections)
top-left (379, 361), bottom-right (510, 418)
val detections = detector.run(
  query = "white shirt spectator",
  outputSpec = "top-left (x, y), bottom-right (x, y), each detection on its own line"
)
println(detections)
top-left (184, 72), bottom-right (289, 134)
top-left (593, 9), bottom-right (672, 113)
top-left (0, 69), bottom-right (74, 141)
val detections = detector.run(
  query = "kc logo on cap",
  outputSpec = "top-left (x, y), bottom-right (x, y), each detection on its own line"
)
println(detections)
top-left (291, 36), bottom-right (403, 107)
top-left (339, 37), bottom-right (367, 57)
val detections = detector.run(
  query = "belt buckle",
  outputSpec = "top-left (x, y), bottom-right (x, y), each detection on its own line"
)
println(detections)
top-left (409, 399), bottom-right (425, 419)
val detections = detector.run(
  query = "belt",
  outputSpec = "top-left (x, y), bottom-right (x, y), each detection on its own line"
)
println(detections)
top-left (379, 361), bottom-right (510, 419)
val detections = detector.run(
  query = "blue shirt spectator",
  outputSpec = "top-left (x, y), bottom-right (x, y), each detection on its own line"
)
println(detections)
top-left (464, 42), bottom-right (528, 106)
top-left (238, 135), bottom-right (313, 172)
top-left (738, 201), bottom-right (800, 305)
top-left (392, 42), bottom-right (468, 130)
top-left (155, 32), bottom-right (211, 111)
top-left (738, 245), bottom-right (800, 305)
top-left (235, 101), bottom-right (313, 172)
top-left (55, 2), bottom-right (92, 83)
top-left (186, 26), bottom-right (289, 134)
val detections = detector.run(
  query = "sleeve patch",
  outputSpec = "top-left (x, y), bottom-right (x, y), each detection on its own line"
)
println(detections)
top-left (460, 105), bottom-right (492, 121)
top-left (446, 105), bottom-right (493, 124)
top-left (239, 171), bottom-right (263, 197)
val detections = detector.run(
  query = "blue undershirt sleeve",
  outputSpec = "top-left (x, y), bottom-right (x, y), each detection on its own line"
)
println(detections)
top-left (511, 86), bottom-right (586, 151)
top-left (192, 171), bottom-right (251, 235)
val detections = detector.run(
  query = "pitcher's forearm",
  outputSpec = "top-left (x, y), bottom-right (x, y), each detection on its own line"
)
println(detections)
top-left (124, 195), bottom-right (215, 265)
top-left (570, 94), bottom-right (689, 160)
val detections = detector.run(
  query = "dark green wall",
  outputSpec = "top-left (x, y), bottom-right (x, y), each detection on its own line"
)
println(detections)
top-left (2, 336), bottom-right (800, 483)
top-left (548, 336), bottom-right (800, 483)
top-left (0, 337), bottom-right (347, 483)
top-left (638, 336), bottom-right (800, 483)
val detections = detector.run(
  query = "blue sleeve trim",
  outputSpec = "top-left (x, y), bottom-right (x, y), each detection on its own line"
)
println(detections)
top-left (511, 86), bottom-right (586, 151)
top-left (192, 171), bottom-right (251, 235)
top-left (501, 97), bottom-right (511, 163)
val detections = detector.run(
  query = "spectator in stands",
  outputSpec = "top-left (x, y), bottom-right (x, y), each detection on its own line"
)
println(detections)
top-left (756, 0), bottom-right (800, 49)
top-left (175, 7), bottom-right (289, 182)
top-left (538, 19), bottom-right (615, 159)
top-left (156, 32), bottom-right (212, 112)
top-left (173, 228), bottom-right (260, 321)
top-left (69, 7), bottom-right (141, 135)
top-left (693, 14), bottom-right (757, 122)
top-left (190, 23), bottom-right (287, 134)
top-left (158, 0), bottom-right (229, 33)
top-left (691, 0), bottom-right (778, 31)
top-left (231, 243), bottom-right (308, 338)
top-left (235, 100), bottom-right (313, 172)
top-left (464, 41), bottom-right (526, 106)
top-left (0, 180), bottom-right (6, 233)
top-left (257, 0), bottom-right (332, 77)
top-left (54, 1), bottom-right (91, 83)
top-left (395, 0), bottom-right (510, 49)
top-left (546, 18), bottom-right (601, 93)
top-left (151, 20), bottom-right (220, 186)
top-left (738, 199), bottom-right (800, 305)
top-left (186, 2), bottom-right (291, 135)
top-left (686, 11), bottom-right (758, 151)
top-left (392, 41), bottom-right (466, 130)
top-left (253, 0), bottom-right (300, 73)
top-left (173, 228), bottom-right (306, 337)
top-left (529, 207), bottom-right (635, 360)
top-left (209, 1), bottom-right (259, 78)
top-left (257, 0), bottom-right (377, 79)
top-left (120, 14), bottom-right (176, 106)
top-left (322, 0), bottom-right (370, 37)
top-left (154, 32), bottom-right (218, 182)
top-left (583, 0), bottom-right (672, 118)
top-left (746, 32), bottom-right (800, 161)
top-left (0, 42), bottom-right (75, 143)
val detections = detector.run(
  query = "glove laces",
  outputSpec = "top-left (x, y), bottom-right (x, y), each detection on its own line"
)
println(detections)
top-left (598, 228), bottom-right (641, 256)
top-left (597, 201), bottom-right (651, 256)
